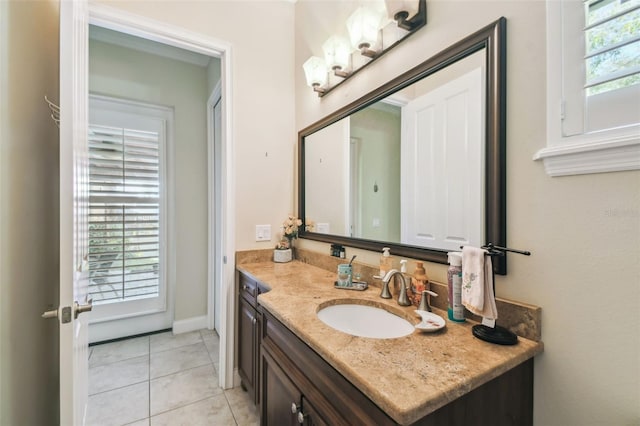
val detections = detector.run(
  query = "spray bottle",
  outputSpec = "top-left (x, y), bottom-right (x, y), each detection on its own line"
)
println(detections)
top-left (447, 252), bottom-right (465, 322)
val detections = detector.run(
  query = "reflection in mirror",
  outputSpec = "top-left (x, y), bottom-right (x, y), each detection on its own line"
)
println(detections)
top-left (304, 50), bottom-right (485, 252)
top-left (299, 18), bottom-right (507, 273)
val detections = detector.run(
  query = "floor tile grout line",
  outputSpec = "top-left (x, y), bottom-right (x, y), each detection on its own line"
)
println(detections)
top-left (223, 390), bottom-right (241, 426)
top-left (148, 339), bottom-right (209, 357)
top-left (88, 353), bottom-right (150, 370)
top-left (149, 360), bottom-right (216, 382)
top-left (88, 377), bottom-right (150, 397)
top-left (148, 392), bottom-right (226, 419)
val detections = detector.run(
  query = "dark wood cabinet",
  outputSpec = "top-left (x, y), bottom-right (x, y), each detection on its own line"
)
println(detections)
top-left (237, 272), bottom-right (265, 404)
top-left (260, 310), bottom-right (395, 426)
top-left (260, 309), bottom-right (533, 426)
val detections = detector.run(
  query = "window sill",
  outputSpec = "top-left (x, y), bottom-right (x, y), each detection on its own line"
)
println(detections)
top-left (533, 135), bottom-right (640, 177)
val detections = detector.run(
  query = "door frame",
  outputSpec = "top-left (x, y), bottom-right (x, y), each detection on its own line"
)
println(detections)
top-left (207, 82), bottom-right (222, 333)
top-left (87, 3), bottom-right (236, 388)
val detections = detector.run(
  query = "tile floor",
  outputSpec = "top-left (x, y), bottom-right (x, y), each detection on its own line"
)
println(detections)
top-left (87, 329), bottom-right (259, 426)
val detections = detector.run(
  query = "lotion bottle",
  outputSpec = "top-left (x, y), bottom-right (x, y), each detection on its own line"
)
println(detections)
top-left (447, 252), bottom-right (465, 322)
top-left (379, 247), bottom-right (392, 276)
top-left (410, 261), bottom-right (429, 307)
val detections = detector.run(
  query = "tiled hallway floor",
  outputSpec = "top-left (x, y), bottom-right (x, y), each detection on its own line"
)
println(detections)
top-left (87, 329), bottom-right (259, 426)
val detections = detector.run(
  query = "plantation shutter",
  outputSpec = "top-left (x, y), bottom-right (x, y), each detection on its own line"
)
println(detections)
top-left (88, 124), bottom-right (161, 304)
top-left (584, 0), bottom-right (640, 95)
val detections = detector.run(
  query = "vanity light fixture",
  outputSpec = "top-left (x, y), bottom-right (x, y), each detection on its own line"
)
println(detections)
top-left (322, 36), bottom-right (352, 78)
top-left (303, 56), bottom-right (329, 94)
top-left (302, 0), bottom-right (427, 97)
top-left (346, 6), bottom-right (385, 58)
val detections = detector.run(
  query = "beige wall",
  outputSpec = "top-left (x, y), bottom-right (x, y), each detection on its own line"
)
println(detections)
top-left (295, 1), bottom-right (640, 425)
top-left (0, 0), bottom-right (61, 424)
top-left (89, 38), bottom-right (211, 321)
top-left (96, 0), bottom-right (297, 252)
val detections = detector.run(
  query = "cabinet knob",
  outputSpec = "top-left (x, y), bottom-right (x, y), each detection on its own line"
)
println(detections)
top-left (291, 402), bottom-right (299, 414)
top-left (252, 317), bottom-right (257, 326)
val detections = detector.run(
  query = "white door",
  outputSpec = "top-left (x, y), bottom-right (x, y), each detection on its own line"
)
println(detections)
top-left (59, 0), bottom-right (91, 424)
top-left (401, 67), bottom-right (484, 251)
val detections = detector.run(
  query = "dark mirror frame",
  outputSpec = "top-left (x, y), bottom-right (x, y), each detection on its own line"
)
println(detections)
top-left (298, 18), bottom-right (508, 274)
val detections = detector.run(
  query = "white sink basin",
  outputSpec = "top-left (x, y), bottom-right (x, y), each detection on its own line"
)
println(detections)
top-left (317, 303), bottom-right (414, 339)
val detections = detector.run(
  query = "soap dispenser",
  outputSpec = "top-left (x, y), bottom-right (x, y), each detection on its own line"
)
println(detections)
top-left (379, 247), bottom-right (392, 276)
top-left (410, 261), bottom-right (429, 307)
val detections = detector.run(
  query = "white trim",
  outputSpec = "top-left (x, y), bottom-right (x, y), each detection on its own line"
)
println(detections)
top-left (540, 0), bottom-right (640, 177)
top-left (533, 135), bottom-right (640, 176)
top-left (207, 82), bottom-right (222, 333)
top-left (172, 315), bottom-right (209, 334)
top-left (88, 3), bottom-right (236, 389)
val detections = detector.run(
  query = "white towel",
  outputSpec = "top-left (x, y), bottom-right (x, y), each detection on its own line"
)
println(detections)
top-left (461, 246), bottom-right (498, 320)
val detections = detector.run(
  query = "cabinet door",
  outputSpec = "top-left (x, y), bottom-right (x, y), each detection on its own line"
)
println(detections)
top-left (238, 297), bottom-right (256, 400)
top-left (300, 397), bottom-right (328, 426)
top-left (261, 351), bottom-right (301, 426)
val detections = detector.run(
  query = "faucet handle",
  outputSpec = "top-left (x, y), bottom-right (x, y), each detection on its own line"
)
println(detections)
top-left (418, 290), bottom-right (438, 312)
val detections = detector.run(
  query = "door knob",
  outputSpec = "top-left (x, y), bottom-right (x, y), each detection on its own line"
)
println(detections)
top-left (74, 299), bottom-right (93, 319)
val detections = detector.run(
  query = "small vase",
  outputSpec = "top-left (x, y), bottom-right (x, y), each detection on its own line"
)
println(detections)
top-left (274, 248), bottom-right (292, 263)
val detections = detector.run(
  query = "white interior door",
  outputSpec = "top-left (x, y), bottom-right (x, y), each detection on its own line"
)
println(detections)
top-left (59, 0), bottom-right (90, 424)
top-left (401, 67), bottom-right (484, 251)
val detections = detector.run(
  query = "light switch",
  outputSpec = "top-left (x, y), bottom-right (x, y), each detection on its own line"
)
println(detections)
top-left (255, 224), bottom-right (271, 242)
top-left (372, 218), bottom-right (381, 228)
top-left (316, 223), bottom-right (330, 234)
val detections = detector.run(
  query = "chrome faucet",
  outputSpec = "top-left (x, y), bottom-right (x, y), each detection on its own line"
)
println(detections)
top-left (378, 269), bottom-right (412, 306)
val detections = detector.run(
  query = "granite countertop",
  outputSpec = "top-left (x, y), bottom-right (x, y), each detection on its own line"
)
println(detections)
top-left (238, 261), bottom-right (543, 425)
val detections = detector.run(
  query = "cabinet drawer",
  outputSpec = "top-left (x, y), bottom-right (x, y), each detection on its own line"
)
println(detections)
top-left (239, 272), bottom-right (259, 307)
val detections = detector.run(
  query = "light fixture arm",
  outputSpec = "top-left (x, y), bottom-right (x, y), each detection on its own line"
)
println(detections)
top-left (394, 0), bottom-right (427, 31)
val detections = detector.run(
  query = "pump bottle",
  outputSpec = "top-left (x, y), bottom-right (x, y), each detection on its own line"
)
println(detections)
top-left (379, 247), bottom-right (392, 276)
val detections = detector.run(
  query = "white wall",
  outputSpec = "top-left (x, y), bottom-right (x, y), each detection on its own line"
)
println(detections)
top-left (90, 38), bottom-right (211, 321)
top-left (0, 0), bottom-right (60, 424)
top-left (294, 1), bottom-right (640, 425)
top-left (95, 0), bottom-right (296, 252)
top-left (304, 119), bottom-right (349, 235)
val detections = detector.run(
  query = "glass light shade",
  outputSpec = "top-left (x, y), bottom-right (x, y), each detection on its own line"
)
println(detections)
top-left (384, 0), bottom-right (420, 20)
top-left (322, 36), bottom-right (351, 71)
top-left (346, 6), bottom-right (384, 51)
top-left (303, 56), bottom-right (328, 88)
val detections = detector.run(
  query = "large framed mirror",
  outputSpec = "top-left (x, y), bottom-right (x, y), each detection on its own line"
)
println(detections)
top-left (298, 18), bottom-right (508, 274)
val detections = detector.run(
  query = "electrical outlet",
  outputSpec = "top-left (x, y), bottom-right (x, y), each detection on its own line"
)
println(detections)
top-left (255, 224), bottom-right (271, 242)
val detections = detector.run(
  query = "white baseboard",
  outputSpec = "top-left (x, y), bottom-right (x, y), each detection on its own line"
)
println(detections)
top-left (172, 315), bottom-right (209, 334)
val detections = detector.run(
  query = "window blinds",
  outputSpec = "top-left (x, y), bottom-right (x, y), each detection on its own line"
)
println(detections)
top-left (88, 124), bottom-right (161, 304)
top-left (584, 0), bottom-right (640, 95)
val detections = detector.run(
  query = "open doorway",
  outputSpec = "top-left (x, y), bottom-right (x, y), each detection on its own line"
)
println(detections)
top-left (86, 24), bottom-right (221, 343)
top-left (85, 4), bottom-right (235, 391)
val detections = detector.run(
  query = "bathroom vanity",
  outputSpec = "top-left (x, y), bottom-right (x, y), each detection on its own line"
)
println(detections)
top-left (236, 261), bottom-right (543, 425)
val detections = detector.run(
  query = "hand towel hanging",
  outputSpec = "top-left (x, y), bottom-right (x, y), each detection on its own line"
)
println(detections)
top-left (461, 246), bottom-right (498, 320)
